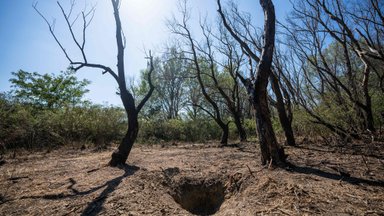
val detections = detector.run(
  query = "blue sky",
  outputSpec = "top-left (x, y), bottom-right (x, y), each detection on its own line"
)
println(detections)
top-left (0, 0), bottom-right (291, 106)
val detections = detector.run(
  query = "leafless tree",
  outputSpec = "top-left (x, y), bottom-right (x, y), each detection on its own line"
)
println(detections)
top-left (34, 0), bottom-right (154, 166)
top-left (168, 2), bottom-right (231, 145)
top-left (217, 0), bottom-right (296, 146)
top-left (281, 0), bottom-right (384, 137)
top-left (218, 0), bottom-right (286, 166)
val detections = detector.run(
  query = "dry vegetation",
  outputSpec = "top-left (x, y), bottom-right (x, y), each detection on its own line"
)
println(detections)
top-left (0, 140), bottom-right (383, 215)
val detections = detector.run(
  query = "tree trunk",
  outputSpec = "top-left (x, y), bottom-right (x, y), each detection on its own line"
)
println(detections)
top-left (362, 65), bottom-right (375, 132)
top-left (217, 0), bottom-right (286, 166)
top-left (220, 123), bottom-right (229, 146)
top-left (109, 110), bottom-right (139, 166)
top-left (270, 73), bottom-right (296, 146)
top-left (253, 84), bottom-right (286, 165)
top-left (233, 113), bottom-right (247, 141)
top-left (253, 0), bottom-right (286, 166)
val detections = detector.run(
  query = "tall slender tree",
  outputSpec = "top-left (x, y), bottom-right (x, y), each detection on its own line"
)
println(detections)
top-left (34, 0), bottom-right (154, 166)
top-left (218, 0), bottom-right (286, 166)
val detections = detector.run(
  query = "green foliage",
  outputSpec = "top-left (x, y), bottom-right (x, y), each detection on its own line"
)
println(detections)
top-left (1, 90), bottom-right (259, 150)
top-left (138, 118), bottom-right (222, 143)
top-left (0, 94), bottom-right (126, 150)
top-left (371, 91), bottom-right (384, 127)
top-left (137, 118), bottom-right (257, 143)
top-left (135, 46), bottom-right (191, 120)
top-left (9, 69), bottom-right (90, 108)
top-left (289, 107), bottom-right (331, 137)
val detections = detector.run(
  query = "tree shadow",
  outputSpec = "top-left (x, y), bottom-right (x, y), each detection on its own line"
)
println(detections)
top-left (17, 164), bottom-right (139, 215)
top-left (295, 142), bottom-right (384, 160)
top-left (80, 164), bottom-right (139, 216)
top-left (0, 194), bottom-right (5, 204)
top-left (224, 142), bottom-right (256, 154)
top-left (288, 163), bottom-right (384, 187)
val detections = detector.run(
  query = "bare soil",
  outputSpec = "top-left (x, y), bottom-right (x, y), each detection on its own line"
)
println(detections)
top-left (0, 140), bottom-right (383, 215)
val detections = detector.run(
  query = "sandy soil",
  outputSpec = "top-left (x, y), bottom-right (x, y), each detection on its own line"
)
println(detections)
top-left (0, 140), bottom-right (383, 215)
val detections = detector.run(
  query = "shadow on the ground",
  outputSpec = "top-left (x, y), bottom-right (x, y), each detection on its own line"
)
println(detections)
top-left (295, 141), bottom-right (384, 160)
top-left (224, 142), bottom-right (256, 154)
top-left (16, 164), bottom-right (139, 215)
top-left (289, 164), bottom-right (384, 187)
top-left (80, 164), bottom-right (139, 216)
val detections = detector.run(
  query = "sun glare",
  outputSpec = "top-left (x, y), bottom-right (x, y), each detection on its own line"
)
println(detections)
top-left (122, 0), bottom-right (170, 26)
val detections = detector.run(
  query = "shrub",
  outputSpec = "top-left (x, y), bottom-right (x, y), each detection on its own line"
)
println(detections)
top-left (138, 118), bottom-right (222, 143)
top-left (0, 95), bottom-right (126, 150)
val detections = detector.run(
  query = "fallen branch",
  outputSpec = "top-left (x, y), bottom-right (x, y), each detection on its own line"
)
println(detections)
top-left (8, 176), bottom-right (29, 181)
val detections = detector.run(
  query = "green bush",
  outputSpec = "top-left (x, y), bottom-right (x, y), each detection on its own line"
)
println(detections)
top-left (138, 118), bottom-right (222, 143)
top-left (0, 95), bottom-right (126, 150)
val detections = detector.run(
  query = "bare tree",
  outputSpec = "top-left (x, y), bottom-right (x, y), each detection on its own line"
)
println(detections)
top-left (218, 0), bottom-right (286, 166)
top-left (281, 0), bottom-right (384, 137)
top-left (153, 46), bottom-right (189, 119)
top-left (217, 0), bottom-right (296, 146)
top-left (169, 2), bottom-right (230, 145)
top-left (198, 20), bottom-right (248, 141)
top-left (216, 25), bottom-right (249, 141)
top-left (34, 0), bottom-right (154, 166)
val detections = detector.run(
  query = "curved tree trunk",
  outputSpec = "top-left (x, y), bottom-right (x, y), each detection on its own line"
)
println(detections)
top-left (35, 0), bottom-right (154, 167)
top-left (362, 65), bottom-right (375, 132)
top-left (109, 110), bottom-right (139, 166)
top-left (217, 0), bottom-right (287, 166)
top-left (270, 73), bottom-right (296, 146)
top-left (252, 0), bottom-right (286, 166)
top-left (253, 85), bottom-right (286, 165)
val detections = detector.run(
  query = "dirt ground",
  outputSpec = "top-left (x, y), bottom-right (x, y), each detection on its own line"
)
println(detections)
top-left (0, 140), bottom-right (383, 215)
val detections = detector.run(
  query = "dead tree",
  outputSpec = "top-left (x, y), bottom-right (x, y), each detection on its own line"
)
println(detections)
top-left (199, 21), bottom-right (248, 142)
top-left (218, 0), bottom-right (286, 166)
top-left (217, 0), bottom-right (296, 146)
top-left (270, 72), bottom-right (296, 146)
top-left (34, 0), bottom-right (154, 166)
top-left (169, 3), bottom-right (230, 145)
top-left (282, 0), bottom-right (383, 135)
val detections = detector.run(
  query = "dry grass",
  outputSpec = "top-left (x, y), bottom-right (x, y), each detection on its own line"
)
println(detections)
top-left (0, 140), bottom-right (383, 215)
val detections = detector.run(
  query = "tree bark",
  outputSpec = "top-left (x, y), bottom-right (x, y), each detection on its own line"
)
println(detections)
top-left (252, 0), bottom-right (286, 166)
top-left (220, 123), bottom-right (229, 146)
top-left (253, 84), bottom-right (285, 165)
top-left (109, 110), bottom-right (139, 166)
top-left (270, 73), bottom-right (296, 146)
top-left (233, 113), bottom-right (247, 141)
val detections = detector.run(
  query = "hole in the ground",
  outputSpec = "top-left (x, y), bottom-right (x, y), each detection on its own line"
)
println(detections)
top-left (171, 178), bottom-right (225, 215)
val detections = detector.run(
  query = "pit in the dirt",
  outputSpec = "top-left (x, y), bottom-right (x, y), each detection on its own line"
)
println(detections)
top-left (170, 177), bottom-right (225, 215)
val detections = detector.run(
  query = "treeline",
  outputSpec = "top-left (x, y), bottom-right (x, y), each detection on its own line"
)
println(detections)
top-left (0, 70), bottom-right (256, 149)
top-left (0, 91), bottom-right (258, 150)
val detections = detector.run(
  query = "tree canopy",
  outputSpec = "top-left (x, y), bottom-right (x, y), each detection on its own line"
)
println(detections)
top-left (9, 69), bottom-right (90, 108)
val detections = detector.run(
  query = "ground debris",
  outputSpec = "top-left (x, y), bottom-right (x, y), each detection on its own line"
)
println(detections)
top-left (0, 141), bottom-right (383, 215)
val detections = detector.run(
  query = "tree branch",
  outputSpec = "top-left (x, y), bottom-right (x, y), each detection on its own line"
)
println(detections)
top-left (137, 51), bottom-right (155, 112)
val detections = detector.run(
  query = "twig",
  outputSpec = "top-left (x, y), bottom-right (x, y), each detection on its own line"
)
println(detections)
top-left (361, 155), bottom-right (371, 173)
top-left (345, 193), bottom-right (362, 199)
top-left (276, 208), bottom-right (292, 215)
top-left (246, 164), bottom-right (255, 177)
top-left (86, 168), bottom-right (100, 173)
top-left (268, 158), bottom-right (273, 169)
top-left (8, 176), bottom-right (29, 181)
